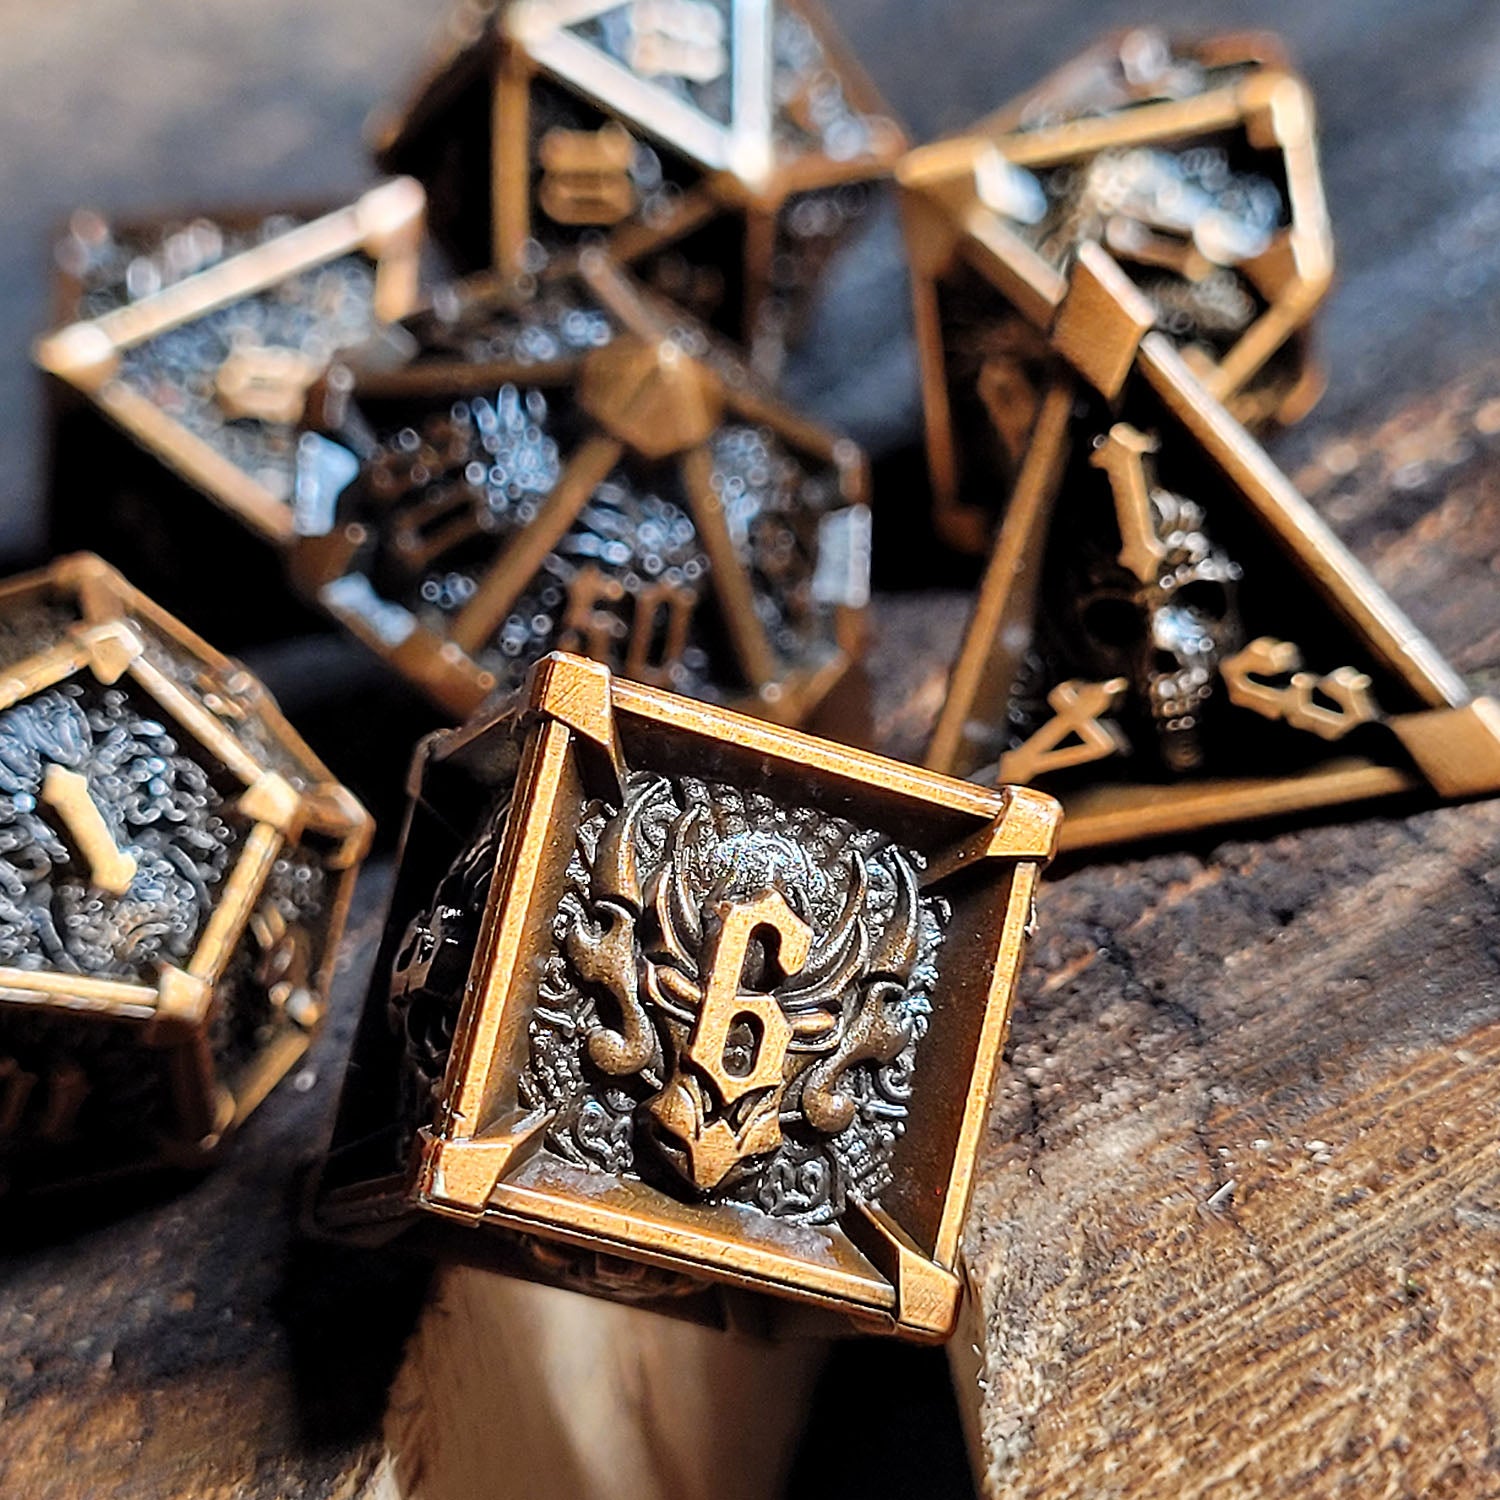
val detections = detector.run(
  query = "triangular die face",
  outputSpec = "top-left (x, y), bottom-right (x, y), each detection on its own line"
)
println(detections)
top-left (562, 0), bottom-right (735, 127)
top-left (1008, 125), bottom-right (1291, 375)
top-left (517, 0), bottom-right (900, 183)
top-left (35, 189), bottom-right (424, 567)
top-left (928, 346), bottom-right (1500, 851)
top-left (521, 73), bottom-right (734, 303)
top-left (984, 34), bottom-right (1329, 430)
top-left (100, 253), bottom-right (381, 513)
top-left (521, 0), bottom-right (740, 176)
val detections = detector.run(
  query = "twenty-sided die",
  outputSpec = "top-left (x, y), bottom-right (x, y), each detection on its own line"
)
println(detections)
top-left (371, 0), bottom-right (906, 372)
top-left (291, 251), bottom-right (870, 724)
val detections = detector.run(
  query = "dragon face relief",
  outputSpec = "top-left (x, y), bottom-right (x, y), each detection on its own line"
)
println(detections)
top-left (520, 773), bottom-right (949, 1224)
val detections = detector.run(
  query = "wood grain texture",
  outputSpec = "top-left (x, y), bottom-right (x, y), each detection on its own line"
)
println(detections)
top-left (941, 364), bottom-right (1500, 1497)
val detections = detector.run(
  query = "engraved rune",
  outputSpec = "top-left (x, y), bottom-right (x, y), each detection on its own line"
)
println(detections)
top-left (559, 566), bottom-right (700, 688)
top-left (1090, 423), bottom-right (1168, 584)
top-left (1222, 637), bottom-right (1379, 741)
top-left (650, 889), bottom-right (813, 1191)
top-left (626, 0), bottom-right (728, 83)
top-left (999, 678), bottom-right (1129, 784)
top-left (538, 125), bottom-right (638, 226)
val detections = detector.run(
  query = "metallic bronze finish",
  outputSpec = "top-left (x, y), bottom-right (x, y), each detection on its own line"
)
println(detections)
top-left (899, 29), bottom-right (1333, 553)
top-left (369, 0), bottom-right (907, 373)
top-left (314, 652), bottom-right (1058, 1339)
top-left (289, 251), bottom-right (870, 726)
top-left (0, 555), bottom-right (371, 1198)
top-left (924, 251), bottom-right (1500, 852)
top-left (36, 181), bottom-right (427, 550)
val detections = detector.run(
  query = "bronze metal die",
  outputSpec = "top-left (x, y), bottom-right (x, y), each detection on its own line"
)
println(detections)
top-left (34, 181), bottom-right (427, 549)
top-left (290, 251), bottom-right (870, 724)
top-left (370, 0), bottom-right (906, 366)
top-left (922, 245), bottom-right (1500, 852)
top-left (0, 554), bottom-right (371, 1193)
top-left (314, 652), bottom-right (1058, 1339)
top-left (899, 30), bottom-right (1333, 554)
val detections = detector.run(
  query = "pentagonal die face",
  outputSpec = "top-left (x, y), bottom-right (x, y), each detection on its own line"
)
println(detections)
top-left (902, 31), bottom-right (1331, 553)
top-left (0, 557), bottom-right (369, 1198)
top-left (374, 0), bottom-right (904, 364)
top-left (36, 185), bottom-right (425, 646)
top-left (291, 259), bottom-right (868, 723)
top-left (316, 655), bottom-right (1057, 1338)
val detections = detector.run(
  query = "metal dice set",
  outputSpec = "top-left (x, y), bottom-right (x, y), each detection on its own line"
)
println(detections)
top-left (15, 7), bottom-right (1500, 1338)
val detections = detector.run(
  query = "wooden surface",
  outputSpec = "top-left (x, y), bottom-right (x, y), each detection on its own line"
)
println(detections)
top-left (2, 1), bottom-right (1500, 1498)
top-left (943, 367), bottom-right (1500, 1498)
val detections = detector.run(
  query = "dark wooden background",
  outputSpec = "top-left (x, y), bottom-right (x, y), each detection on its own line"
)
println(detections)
top-left (2, 1), bottom-right (1499, 1496)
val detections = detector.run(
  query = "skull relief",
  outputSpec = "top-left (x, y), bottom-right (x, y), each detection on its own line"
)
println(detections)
top-left (1067, 427), bottom-right (1243, 773)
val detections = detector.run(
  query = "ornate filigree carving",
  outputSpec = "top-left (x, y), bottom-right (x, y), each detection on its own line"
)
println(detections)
top-left (0, 683), bottom-right (238, 978)
top-left (388, 810), bottom-right (505, 1148)
top-left (517, 772), bottom-right (948, 1223)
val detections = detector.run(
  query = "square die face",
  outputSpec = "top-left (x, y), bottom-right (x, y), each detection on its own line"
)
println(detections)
top-left (305, 650), bottom-right (1056, 1334)
top-left (520, 768), bottom-right (951, 1226)
top-left (319, 719), bottom-right (528, 1198)
top-left (367, 668), bottom-right (1054, 1333)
